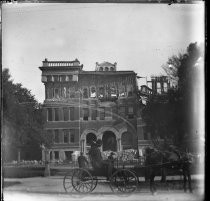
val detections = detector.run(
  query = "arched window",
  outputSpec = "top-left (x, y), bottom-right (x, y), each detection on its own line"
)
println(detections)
top-left (90, 87), bottom-right (96, 98)
top-left (110, 86), bottom-right (117, 97)
top-left (110, 67), bottom-right (114, 71)
top-left (121, 132), bottom-right (133, 150)
top-left (83, 88), bottom-right (88, 98)
top-left (127, 85), bottom-right (133, 97)
top-left (105, 67), bottom-right (109, 71)
top-left (119, 85), bottom-right (126, 97)
top-left (99, 87), bottom-right (105, 98)
top-left (99, 67), bottom-right (103, 71)
top-left (86, 133), bottom-right (97, 146)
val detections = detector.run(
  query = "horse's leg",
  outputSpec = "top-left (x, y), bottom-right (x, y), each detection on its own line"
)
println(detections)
top-left (183, 169), bottom-right (187, 192)
top-left (187, 167), bottom-right (193, 193)
top-left (150, 169), bottom-right (157, 195)
top-left (161, 167), bottom-right (166, 182)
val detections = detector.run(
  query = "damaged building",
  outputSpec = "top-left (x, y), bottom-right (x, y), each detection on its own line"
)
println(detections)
top-left (39, 59), bottom-right (150, 162)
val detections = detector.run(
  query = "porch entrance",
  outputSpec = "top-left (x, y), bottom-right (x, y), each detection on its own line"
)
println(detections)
top-left (102, 131), bottom-right (117, 152)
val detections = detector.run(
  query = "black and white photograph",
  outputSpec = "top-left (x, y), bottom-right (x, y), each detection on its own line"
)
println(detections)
top-left (1, 1), bottom-right (205, 201)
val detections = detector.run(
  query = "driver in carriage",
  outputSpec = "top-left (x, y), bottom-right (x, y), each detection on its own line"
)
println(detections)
top-left (88, 139), bottom-right (114, 180)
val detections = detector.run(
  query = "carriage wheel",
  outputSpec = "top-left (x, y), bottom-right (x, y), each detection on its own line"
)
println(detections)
top-left (71, 168), bottom-right (94, 193)
top-left (63, 169), bottom-right (74, 193)
top-left (110, 169), bottom-right (138, 193)
top-left (91, 177), bottom-right (98, 192)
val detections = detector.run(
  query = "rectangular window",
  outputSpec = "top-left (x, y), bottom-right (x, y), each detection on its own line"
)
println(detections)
top-left (83, 108), bottom-right (89, 121)
top-left (63, 130), bottom-right (69, 143)
top-left (54, 151), bottom-right (59, 160)
top-left (164, 83), bottom-right (168, 92)
top-left (60, 75), bottom-right (66, 82)
top-left (63, 108), bottom-right (69, 121)
top-left (99, 107), bottom-right (105, 120)
top-left (128, 106), bottom-right (134, 119)
top-left (105, 107), bottom-right (112, 117)
top-left (128, 106), bottom-right (133, 114)
top-left (119, 106), bottom-right (125, 116)
top-left (54, 130), bottom-right (59, 143)
top-left (70, 133), bottom-right (75, 143)
top-left (48, 108), bottom-right (53, 121)
top-left (47, 76), bottom-right (52, 82)
top-left (47, 88), bottom-right (53, 99)
top-left (61, 87), bottom-right (67, 98)
top-left (53, 75), bottom-right (59, 82)
top-left (67, 75), bottom-right (73, 81)
top-left (55, 108), bottom-right (59, 121)
top-left (91, 109), bottom-right (97, 120)
top-left (54, 88), bottom-right (59, 98)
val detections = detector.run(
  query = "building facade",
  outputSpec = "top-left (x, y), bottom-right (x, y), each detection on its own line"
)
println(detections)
top-left (39, 59), bottom-right (149, 162)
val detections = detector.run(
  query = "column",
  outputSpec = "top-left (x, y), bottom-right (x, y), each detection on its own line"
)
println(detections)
top-left (42, 149), bottom-right (45, 161)
top-left (117, 138), bottom-right (122, 152)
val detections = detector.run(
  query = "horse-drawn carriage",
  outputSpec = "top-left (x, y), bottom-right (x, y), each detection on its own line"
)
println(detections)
top-left (63, 146), bottom-right (194, 194)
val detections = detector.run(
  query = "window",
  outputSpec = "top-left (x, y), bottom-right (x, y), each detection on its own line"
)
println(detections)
top-left (47, 76), bottom-right (52, 82)
top-left (99, 107), bottom-right (105, 120)
top-left (54, 130), bottom-right (59, 143)
top-left (48, 108), bottom-right (53, 121)
top-left (47, 88), bottom-right (53, 99)
top-left (144, 132), bottom-right (148, 140)
top-left (63, 130), bottom-right (69, 143)
top-left (55, 108), bottom-right (59, 121)
top-left (54, 151), bottom-right (59, 160)
top-left (164, 83), bottom-right (168, 92)
top-left (67, 75), bottom-right (73, 81)
top-left (61, 87), bottom-right (67, 98)
top-left (70, 134), bottom-right (75, 143)
top-left (69, 87), bottom-right (75, 98)
top-left (99, 67), bottom-right (103, 71)
top-left (105, 107), bottom-right (112, 117)
top-left (105, 67), bottom-right (109, 71)
top-left (127, 85), bottom-right (133, 97)
top-left (83, 108), bottom-right (89, 121)
top-left (110, 86), bottom-right (117, 97)
top-left (119, 85), bottom-right (126, 97)
top-left (63, 108), bottom-right (69, 121)
top-left (90, 87), bottom-right (96, 98)
top-left (157, 88), bottom-right (161, 94)
top-left (60, 75), bottom-right (66, 82)
top-left (99, 87), bottom-right (105, 98)
top-left (110, 67), bottom-right (114, 71)
top-left (54, 88), bottom-right (59, 98)
top-left (53, 75), bottom-right (59, 82)
top-left (83, 88), bottom-right (88, 98)
top-left (91, 109), bottom-right (97, 120)
top-left (119, 106), bottom-right (125, 116)
top-left (128, 106), bottom-right (134, 119)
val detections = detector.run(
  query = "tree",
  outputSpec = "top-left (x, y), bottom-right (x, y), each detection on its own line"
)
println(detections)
top-left (142, 42), bottom-right (204, 151)
top-left (2, 68), bottom-right (50, 162)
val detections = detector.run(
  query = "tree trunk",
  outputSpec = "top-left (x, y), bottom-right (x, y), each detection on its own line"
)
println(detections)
top-left (161, 168), bottom-right (167, 182)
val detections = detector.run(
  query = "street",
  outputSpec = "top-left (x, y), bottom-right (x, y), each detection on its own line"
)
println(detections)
top-left (2, 176), bottom-right (204, 201)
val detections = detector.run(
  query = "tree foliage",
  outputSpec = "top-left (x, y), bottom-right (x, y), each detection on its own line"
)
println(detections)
top-left (142, 42), bottom-right (203, 150)
top-left (2, 68), bottom-right (52, 161)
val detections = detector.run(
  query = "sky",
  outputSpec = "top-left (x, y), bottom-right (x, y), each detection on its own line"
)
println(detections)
top-left (2, 3), bottom-right (204, 103)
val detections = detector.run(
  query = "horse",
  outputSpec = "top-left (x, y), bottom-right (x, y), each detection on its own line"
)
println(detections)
top-left (144, 146), bottom-right (193, 194)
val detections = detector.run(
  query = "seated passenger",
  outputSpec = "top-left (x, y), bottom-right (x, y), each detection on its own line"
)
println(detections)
top-left (78, 152), bottom-right (89, 168)
top-left (88, 139), bottom-right (114, 179)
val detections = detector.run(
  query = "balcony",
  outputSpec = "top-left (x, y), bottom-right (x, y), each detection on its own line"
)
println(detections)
top-left (42, 59), bottom-right (80, 67)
